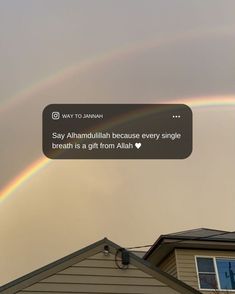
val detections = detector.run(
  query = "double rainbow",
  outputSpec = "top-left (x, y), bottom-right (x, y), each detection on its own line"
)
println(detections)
top-left (1, 27), bottom-right (235, 203)
top-left (1, 96), bottom-right (235, 203)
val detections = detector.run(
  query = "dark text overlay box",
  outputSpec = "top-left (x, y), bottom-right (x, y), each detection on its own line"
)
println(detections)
top-left (43, 104), bottom-right (192, 159)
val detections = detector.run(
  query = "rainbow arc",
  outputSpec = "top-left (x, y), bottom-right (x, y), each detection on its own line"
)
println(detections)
top-left (1, 96), bottom-right (235, 203)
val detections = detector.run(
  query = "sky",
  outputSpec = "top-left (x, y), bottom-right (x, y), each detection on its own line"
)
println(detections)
top-left (0, 0), bottom-right (235, 285)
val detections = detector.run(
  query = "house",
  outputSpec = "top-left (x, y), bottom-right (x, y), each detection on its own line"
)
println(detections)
top-left (0, 238), bottom-right (199, 294)
top-left (144, 228), bottom-right (235, 294)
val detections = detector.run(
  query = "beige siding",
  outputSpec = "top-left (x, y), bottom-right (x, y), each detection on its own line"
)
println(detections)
top-left (175, 249), bottom-right (235, 294)
top-left (18, 252), bottom-right (179, 294)
top-left (159, 251), bottom-right (177, 278)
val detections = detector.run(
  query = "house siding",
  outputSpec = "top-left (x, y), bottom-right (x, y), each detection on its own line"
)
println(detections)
top-left (175, 249), bottom-right (235, 294)
top-left (159, 251), bottom-right (178, 278)
top-left (18, 252), bottom-right (180, 294)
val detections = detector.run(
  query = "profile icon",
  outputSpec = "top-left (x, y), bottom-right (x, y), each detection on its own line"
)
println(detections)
top-left (52, 112), bottom-right (60, 120)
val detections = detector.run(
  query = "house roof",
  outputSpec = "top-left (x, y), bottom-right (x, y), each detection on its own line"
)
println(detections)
top-left (144, 228), bottom-right (235, 264)
top-left (0, 238), bottom-right (200, 294)
top-left (162, 228), bottom-right (235, 239)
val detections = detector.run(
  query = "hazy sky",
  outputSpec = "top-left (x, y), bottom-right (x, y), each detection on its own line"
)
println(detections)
top-left (1, 0), bottom-right (235, 285)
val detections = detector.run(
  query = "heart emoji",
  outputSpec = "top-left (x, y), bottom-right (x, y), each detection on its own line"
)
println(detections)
top-left (135, 142), bottom-right (142, 149)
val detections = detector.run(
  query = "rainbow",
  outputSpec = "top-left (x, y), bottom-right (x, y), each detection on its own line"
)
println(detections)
top-left (1, 25), bottom-right (234, 112)
top-left (1, 95), bottom-right (235, 203)
top-left (0, 157), bottom-right (50, 203)
top-left (0, 26), bottom-right (235, 202)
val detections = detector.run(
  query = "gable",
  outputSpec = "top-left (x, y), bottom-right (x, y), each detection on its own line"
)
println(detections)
top-left (19, 252), bottom-right (179, 294)
top-left (0, 239), bottom-right (200, 294)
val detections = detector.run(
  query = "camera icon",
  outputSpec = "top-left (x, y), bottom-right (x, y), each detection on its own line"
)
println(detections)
top-left (52, 111), bottom-right (60, 120)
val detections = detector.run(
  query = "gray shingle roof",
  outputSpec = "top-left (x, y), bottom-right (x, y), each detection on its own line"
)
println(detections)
top-left (144, 228), bottom-right (235, 262)
top-left (163, 228), bottom-right (235, 241)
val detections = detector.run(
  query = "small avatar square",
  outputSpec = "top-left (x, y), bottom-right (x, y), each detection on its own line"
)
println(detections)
top-left (52, 112), bottom-right (60, 120)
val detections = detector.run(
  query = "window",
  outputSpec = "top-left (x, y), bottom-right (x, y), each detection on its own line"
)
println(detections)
top-left (196, 257), bottom-right (235, 291)
top-left (216, 259), bottom-right (235, 290)
top-left (196, 257), bottom-right (218, 289)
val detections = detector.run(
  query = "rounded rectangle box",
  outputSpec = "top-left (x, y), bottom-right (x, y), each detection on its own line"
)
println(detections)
top-left (42, 104), bottom-right (192, 159)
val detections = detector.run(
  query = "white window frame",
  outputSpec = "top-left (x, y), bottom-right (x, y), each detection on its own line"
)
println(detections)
top-left (195, 255), bottom-right (235, 292)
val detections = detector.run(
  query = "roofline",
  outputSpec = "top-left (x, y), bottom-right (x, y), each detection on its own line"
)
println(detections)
top-left (144, 233), bottom-right (235, 260)
top-left (167, 228), bottom-right (228, 236)
top-left (143, 234), bottom-right (165, 259)
top-left (0, 237), bottom-right (200, 294)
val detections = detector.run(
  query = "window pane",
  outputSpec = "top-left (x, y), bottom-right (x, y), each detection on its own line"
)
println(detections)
top-left (197, 257), bottom-right (215, 273)
top-left (216, 259), bottom-right (235, 290)
top-left (199, 273), bottom-right (218, 289)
